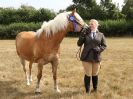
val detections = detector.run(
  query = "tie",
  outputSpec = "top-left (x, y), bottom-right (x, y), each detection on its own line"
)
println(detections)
top-left (92, 32), bottom-right (96, 39)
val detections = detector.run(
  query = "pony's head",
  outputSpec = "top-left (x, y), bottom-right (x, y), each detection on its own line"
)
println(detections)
top-left (67, 9), bottom-right (85, 33)
top-left (36, 9), bottom-right (85, 37)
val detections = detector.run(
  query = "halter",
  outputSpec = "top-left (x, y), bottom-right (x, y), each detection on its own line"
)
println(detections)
top-left (69, 15), bottom-right (83, 32)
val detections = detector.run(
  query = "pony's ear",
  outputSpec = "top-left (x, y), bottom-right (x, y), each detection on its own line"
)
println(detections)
top-left (71, 8), bottom-right (76, 15)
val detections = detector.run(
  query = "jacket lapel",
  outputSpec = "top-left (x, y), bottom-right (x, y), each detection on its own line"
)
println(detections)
top-left (94, 31), bottom-right (99, 39)
top-left (87, 33), bottom-right (92, 39)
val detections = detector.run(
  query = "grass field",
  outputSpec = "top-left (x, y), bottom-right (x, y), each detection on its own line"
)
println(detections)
top-left (0, 38), bottom-right (133, 99)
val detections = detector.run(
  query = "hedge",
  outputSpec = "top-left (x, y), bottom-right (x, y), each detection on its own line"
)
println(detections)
top-left (68, 19), bottom-right (133, 37)
top-left (0, 22), bottom-right (41, 39)
top-left (0, 19), bottom-right (133, 39)
top-left (98, 19), bottom-right (133, 37)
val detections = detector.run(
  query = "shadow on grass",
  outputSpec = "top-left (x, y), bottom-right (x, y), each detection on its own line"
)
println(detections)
top-left (0, 80), bottom-right (36, 98)
top-left (0, 80), bottom-right (83, 99)
top-left (0, 80), bottom-right (18, 99)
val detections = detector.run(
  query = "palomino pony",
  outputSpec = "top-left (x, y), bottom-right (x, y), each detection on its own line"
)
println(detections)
top-left (16, 9), bottom-right (85, 93)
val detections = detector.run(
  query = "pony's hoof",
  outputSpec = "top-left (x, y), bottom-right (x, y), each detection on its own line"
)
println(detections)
top-left (56, 89), bottom-right (61, 93)
top-left (35, 92), bottom-right (41, 95)
top-left (35, 88), bottom-right (41, 94)
top-left (27, 82), bottom-right (30, 86)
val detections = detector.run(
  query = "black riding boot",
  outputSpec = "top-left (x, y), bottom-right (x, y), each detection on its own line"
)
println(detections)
top-left (92, 75), bottom-right (98, 92)
top-left (84, 75), bottom-right (91, 93)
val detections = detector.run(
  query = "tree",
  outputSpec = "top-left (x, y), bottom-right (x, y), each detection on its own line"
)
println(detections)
top-left (66, 0), bottom-right (98, 19)
top-left (100, 0), bottom-right (125, 19)
top-left (66, 0), bottom-right (124, 20)
top-left (20, 4), bottom-right (35, 10)
top-left (122, 0), bottom-right (133, 19)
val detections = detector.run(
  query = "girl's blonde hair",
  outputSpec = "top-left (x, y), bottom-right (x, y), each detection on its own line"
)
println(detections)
top-left (89, 19), bottom-right (99, 27)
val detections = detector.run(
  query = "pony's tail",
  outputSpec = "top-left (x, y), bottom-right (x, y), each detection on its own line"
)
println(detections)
top-left (15, 33), bottom-right (21, 56)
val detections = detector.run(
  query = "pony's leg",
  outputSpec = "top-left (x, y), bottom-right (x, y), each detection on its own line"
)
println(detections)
top-left (20, 57), bottom-right (28, 83)
top-left (20, 57), bottom-right (26, 74)
top-left (29, 61), bottom-right (33, 82)
top-left (20, 57), bottom-right (33, 85)
top-left (51, 60), bottom-right (61, 93)
top-left (27, 61), bottom-right (33, 85)
top-left (35, 63), bottom-right (43, 93)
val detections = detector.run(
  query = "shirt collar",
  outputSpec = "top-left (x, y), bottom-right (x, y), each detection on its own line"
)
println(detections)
top-left (91, 30), bottom-right (97, 33)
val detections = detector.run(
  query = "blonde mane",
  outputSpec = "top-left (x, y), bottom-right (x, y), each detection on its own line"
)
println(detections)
top-left (36, 11), bottom-right (83, 37)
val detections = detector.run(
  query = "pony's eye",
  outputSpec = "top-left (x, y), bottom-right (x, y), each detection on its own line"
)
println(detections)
top-left (69, 16), bottom-right (75, 21)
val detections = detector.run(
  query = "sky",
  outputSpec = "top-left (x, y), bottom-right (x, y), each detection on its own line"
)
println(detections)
top-left (0, 0), bottom-right (124, 12)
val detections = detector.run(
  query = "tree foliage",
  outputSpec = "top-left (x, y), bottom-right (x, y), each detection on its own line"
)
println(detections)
top-left (122, 0), bottom-right (133, 19)
top-left (66, 0), bottom-right (126, 20)
top-left (0, 5), bottom-right (56, 25)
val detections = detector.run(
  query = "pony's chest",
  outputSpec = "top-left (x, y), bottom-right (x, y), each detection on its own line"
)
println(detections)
top-left (47, 54), bottom-right (59, 61)
top-left (33, 42), bottom-right (60, 63)
top-left (34, 53), bottom-right (59, 63)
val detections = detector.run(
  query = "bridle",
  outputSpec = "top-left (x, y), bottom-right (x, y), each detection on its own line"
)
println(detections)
top-left (68, 15), bottom-right (84, 60)
top-left (68, 15), bottom-right (84, 32)
top-left (67, 0), bottom-right (86, 31)
top-left (67, 10), bottom-right (89, 60)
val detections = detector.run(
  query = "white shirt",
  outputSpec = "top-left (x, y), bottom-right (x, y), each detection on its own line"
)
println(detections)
top-left (91, 31), bottom-right (96, 39)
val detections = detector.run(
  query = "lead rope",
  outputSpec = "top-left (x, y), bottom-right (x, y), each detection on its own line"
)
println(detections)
top-left (76, 46), bottom-right (102, 69)
top-left (76, 46), bottom-right (82, 61)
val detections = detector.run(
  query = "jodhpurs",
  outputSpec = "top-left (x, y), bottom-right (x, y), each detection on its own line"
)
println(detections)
top-left (82, 61), bottom-right (100, 76)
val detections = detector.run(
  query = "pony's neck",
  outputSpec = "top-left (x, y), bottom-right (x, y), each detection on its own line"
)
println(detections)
top-left (51, 28), bottom-right (69, 43)
top-left (39, 27), bottom-right (70, 47)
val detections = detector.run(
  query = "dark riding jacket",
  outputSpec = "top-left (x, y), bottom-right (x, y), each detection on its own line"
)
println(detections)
top-left (77, 28), bottom-right (107, 62)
